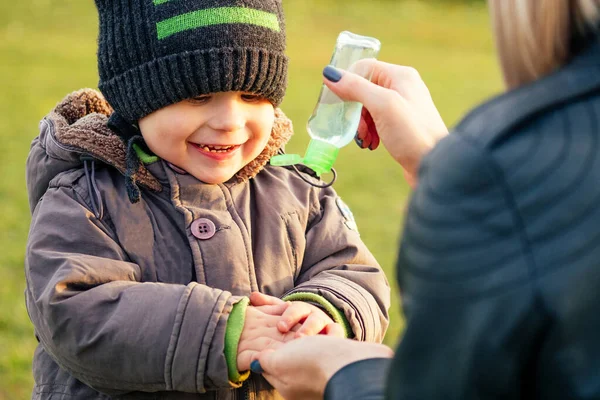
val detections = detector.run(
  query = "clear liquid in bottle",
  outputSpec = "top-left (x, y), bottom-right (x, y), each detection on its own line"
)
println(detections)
top-left (269, 31), bottom-right (381, 177)
top-left (307, 31), bottom-right (381, 148)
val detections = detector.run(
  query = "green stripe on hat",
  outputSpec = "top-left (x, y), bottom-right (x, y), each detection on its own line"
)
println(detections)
top-left (156, 6), bottom-right (280, 40)
top-left (153, 0), bottom-right (170, 5)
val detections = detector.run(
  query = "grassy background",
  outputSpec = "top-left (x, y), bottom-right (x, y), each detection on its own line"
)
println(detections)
top-left (0, 1), bottom-right (502, 398)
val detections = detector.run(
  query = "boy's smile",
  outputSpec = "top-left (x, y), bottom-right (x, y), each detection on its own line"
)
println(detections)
top-left (138, 91), bottom-right (275, 184)
top-left (190, 142), bottom-right (242, 161)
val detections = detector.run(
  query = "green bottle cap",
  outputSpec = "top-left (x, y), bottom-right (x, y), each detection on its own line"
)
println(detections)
top-left (303, 139), bottom-right (339, 176)
top-left (269, 139), bottom-right (340, 176)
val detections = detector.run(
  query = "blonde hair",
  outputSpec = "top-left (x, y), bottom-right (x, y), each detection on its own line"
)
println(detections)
top-left (489, 0), bottom-right (600, 88)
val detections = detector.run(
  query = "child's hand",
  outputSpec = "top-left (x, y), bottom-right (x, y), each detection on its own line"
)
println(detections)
top-left (250, 292), bottom-right (345, 339)
top-left (237, 305), bottom-right (297, 372)
top-left (278, 301), bottom-right (341, 338)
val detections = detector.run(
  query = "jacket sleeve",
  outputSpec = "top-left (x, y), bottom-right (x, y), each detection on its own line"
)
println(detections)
top-left (25, 181), bottom-right (243, 395)
top-left (283, 184), bottom-right (391, 343)
top-left (388, 134), bottom-right (543, 399)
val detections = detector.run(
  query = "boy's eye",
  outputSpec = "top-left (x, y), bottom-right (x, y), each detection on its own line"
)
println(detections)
top-left (241, 94), bottom-right (263, 103)
top-left (189, 95), bottom-right (211, 104)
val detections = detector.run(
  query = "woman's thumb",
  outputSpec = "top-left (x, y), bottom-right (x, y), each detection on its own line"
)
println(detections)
top-left (322, 64), bottom-right (392, 115)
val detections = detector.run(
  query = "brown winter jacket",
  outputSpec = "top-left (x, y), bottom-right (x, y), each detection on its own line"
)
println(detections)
top-left (25, 89), bottom-right (390, 399)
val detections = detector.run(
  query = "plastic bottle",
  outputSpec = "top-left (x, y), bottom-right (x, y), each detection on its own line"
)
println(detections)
top-left (270, 31), bottom-right (381, 177)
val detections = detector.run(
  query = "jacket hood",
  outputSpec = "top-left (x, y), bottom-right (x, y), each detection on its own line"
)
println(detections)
top-left (26, 89), bottom-right (294, 212)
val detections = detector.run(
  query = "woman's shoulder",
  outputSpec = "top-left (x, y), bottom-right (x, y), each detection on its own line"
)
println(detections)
top-left (427, 42), bottom-right (600, 196)
top-left (422, 85), bottom-right (600, 204)
top-left (412, 42), bottom-right (600, 289)
top-left (454, 41), bottom-right (600, 152)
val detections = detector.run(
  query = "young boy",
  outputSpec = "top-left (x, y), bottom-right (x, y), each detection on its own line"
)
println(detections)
top-left (24, 1), bottom-right (390, 399)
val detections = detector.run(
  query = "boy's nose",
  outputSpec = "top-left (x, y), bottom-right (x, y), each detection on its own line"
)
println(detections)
top-left (208, 97), bottom-right (246, 133)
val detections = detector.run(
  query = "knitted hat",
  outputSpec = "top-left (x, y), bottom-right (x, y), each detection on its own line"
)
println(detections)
top-left (94, 0), bottom-right (288, 124)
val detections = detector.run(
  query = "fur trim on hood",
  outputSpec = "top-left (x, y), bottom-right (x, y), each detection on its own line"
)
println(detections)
top-left (44, 88), bottom-right (294, 191)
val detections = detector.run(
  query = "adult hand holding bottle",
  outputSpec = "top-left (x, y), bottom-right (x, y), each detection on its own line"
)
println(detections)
top-left (322, 60), bottom-right (448, 187)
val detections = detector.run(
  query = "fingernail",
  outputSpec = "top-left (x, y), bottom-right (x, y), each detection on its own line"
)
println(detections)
top-left (354, 134), bottom-right (364, 149)
top-left (323, 66), bottom-right (342, 83)
top-left (250, 360), bottom-right (264, 374)
top-left (278, 321), bottom-right (288, 331)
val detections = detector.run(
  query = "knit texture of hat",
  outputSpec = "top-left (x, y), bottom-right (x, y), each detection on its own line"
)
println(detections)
top-left (95, 0), bottom-right (288, 123)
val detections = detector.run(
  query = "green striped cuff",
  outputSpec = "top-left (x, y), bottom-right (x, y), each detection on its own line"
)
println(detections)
top-left (224, 297), bottom-right (251, 386)
top-left (282, 292), bottom-right (353, 338)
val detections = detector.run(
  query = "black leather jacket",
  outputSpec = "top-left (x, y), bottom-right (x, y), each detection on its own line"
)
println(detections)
top-left (326, 37), bottom-right (600, 400)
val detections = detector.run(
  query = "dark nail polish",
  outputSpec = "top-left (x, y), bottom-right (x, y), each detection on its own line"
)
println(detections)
top-left (323, 66), bottom-right (342, 83)
top-left (354, 134), bottom-right (364, 149)
top-left (250, 360), bottom-right (264, 374)
top-left (368, 143), bottom-right (375, 151)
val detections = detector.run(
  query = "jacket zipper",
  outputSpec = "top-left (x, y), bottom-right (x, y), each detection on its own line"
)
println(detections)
top-left (244, 378), bottom-right (251, 400)
top-left (233, 380), bottom-right (251, 400)
top-left (239, 377), bottom-right (253, 400)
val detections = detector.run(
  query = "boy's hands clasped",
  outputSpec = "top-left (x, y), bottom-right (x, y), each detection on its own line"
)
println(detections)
top-left (236, 292), bottom-right (345, 372)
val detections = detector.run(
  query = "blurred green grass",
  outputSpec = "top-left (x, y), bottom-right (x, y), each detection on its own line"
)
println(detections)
top-left (0, 1), bottom-right (502, 398)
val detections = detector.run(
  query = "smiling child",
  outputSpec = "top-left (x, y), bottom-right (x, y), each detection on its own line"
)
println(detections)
top-left (24, 1), bottom-right (390, 399)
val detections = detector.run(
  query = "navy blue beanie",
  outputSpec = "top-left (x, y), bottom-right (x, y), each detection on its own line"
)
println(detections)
top-left (94, 0), bottom-right (288, 123)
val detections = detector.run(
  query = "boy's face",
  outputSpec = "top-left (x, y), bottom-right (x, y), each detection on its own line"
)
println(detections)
top-left (139, 91), bottom-right (275, 184)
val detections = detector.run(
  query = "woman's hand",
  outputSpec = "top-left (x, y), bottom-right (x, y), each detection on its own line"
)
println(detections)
top-left (252, 335), bottom-right (394, 400)
top-left (323, 60), bottom-right (449, 187)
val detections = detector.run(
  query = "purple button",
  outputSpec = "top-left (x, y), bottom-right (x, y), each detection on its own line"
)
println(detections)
top-left (191, 218), bottom-right (216, 240)
top-left (167, 162), bottom-right (187, 175)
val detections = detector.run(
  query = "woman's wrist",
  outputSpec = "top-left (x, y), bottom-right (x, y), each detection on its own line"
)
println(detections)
top-left (321, 341), bottom-right (394, 384)
top-left (324, 357), bottom-right (393, 400)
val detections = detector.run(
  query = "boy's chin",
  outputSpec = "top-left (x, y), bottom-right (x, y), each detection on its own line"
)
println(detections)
top-left (189, 171), bottom-right (235, 185)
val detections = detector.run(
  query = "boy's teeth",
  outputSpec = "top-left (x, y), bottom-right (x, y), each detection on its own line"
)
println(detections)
top-left (199, 144), bottom-right (233, 150)
top-left (197, 143), bottom-right (236, 153)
